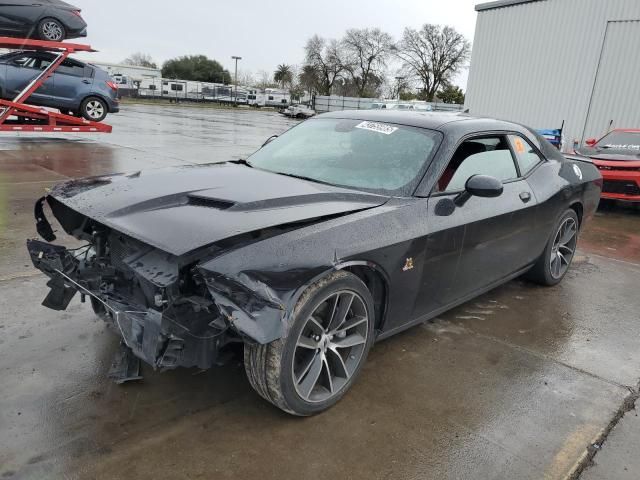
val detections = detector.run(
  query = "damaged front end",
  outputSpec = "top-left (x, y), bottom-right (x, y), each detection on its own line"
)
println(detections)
top-left (28, 199), bottom-right (236, 372)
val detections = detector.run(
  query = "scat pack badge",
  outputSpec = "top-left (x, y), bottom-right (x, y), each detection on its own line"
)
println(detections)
top-left (403, 257), bottom-right (414, 272)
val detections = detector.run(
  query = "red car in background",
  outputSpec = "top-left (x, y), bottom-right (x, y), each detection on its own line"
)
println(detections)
top-left (575, 129), bottom-right (640, 202)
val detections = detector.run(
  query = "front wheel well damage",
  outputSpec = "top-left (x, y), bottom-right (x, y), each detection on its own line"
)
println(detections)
top-left (342, 265), bottom-right (388, 333)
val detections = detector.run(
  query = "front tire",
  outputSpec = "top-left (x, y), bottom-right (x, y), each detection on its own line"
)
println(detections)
top-left (244, 271), bottom-right (375, 416)
top-left (526, 209), bottom-right (579, 286)
top-left (80, 97), bottom-right (108, 122)
top-left (38, 18), bottom-right (65, 41)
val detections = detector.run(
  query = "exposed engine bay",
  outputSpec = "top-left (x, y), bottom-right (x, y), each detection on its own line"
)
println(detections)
top-left (28, 198), bottom-right (236, 374)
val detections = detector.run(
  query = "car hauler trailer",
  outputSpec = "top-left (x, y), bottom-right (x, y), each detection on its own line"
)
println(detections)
top-left (0, 37), bottom-right (112, 133)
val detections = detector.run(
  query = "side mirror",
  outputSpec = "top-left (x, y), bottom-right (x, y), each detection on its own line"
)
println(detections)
top-left (262, 135), bottom-right (278, 148)
top-left (454, 175), bottom-right (504, 207)
top-left (585, 138), bottom-right (597, 147)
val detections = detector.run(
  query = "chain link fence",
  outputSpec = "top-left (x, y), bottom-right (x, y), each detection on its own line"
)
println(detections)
top-left (312, 95), bottom-right (464, 113)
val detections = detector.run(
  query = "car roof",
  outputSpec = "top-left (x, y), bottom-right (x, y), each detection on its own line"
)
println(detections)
top-left (317, 110), bottom-right (523, 133)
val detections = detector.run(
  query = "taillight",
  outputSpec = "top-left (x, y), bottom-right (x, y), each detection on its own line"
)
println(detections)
top-left (72, 10), bottom-right (83, 18)
top-left (106, 81), bottom-right (118, 91)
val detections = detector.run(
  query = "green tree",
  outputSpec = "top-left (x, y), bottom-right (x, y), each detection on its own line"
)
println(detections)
top-left (161, 55), bottom-right (231, 83)
top-left (437, 83), bottom-right (465, 104)
top-left (274, 64), bottom-right (293, 89)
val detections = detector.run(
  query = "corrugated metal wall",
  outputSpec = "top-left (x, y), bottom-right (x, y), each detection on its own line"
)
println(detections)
top-left (465, 0), bottom-right (640, 149)
top-left (582, 20), bottom-right (640, 140)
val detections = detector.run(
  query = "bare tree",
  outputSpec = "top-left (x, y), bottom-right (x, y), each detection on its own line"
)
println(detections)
top-left (304, 35), bottom-right (347, 95)
top-left (299, 64), bottom-right (320, 96)
top-left (237, 69), bottom-right (256, 87)
top-left (256, 70), bottom-right (277, 89)
top-left (393, 25), bottom-right (470, 101)
top-left (123, 52), bottom-right (157, 69)
top-left (342, 28), bottom-right (392, 97)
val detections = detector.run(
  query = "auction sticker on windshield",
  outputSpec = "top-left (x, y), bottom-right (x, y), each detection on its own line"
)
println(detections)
top-left (355, 121), bottom-right (398, 135)
top-left (604, 144), bottom-right (640, 150)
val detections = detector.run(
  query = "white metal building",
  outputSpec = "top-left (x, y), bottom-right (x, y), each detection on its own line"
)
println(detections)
top-left (465, 0), bottom-right (640, 149)
top-left (89, 62), bottom-right (161, 89)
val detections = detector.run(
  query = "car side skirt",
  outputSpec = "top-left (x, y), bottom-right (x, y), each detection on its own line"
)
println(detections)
top-left (375, 263), bottom-right (534, 341)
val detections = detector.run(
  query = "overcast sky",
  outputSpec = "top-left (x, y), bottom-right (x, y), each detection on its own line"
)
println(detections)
top-left (72, 0), bottom-right (480, 89)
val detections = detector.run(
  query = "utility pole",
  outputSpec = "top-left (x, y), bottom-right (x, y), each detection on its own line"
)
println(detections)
top-left (231, 56), bottom-right (242, 105)
top-left (395, 76), bottom-right (405, 101)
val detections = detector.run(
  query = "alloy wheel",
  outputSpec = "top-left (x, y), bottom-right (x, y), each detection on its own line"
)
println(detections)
top-left (85, 101), bottom-right (105, 120)
top-left (292, 290), bottom-right (369, 403)
top-left (549, 217), bottom-right (577, 279)
top-left (42, 22), bottom-right (63, 41)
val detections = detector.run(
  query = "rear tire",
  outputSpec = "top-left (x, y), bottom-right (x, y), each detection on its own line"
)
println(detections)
top-left (37, 18), bottom-right (65, 42)
top-left (525, 209), bottom-right (579, 286)
top-left (244, 271), bottom-right (375, 416)
top-left (80, 97), bottom-right (108, 122)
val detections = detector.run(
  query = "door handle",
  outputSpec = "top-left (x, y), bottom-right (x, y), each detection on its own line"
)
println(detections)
top-left (82, 79), bottom-right (91, 84)
top-left (519, 192), bottom-right (532, 203)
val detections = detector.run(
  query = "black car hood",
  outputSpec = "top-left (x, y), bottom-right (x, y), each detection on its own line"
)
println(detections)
top-left (49, 163), bottom-right (389, 256)
top-left (576, 148), bottom-right (640, 162)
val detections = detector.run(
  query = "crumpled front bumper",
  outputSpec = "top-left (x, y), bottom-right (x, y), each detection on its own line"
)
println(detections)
top-left (26, 239), bottom-right (226, 370)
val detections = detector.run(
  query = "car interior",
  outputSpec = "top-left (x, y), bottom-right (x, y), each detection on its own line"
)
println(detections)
top-left (436, 136), bottom-right (517, 193)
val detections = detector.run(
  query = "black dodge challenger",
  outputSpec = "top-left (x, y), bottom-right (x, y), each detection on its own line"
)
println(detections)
top-left (27, 111), bottom-right (602, 415)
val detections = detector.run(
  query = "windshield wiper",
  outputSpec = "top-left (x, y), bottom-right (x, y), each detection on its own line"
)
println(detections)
top-left (271, 171), bottom-right (335, 186)
top-left (230, 158), bottom-right (253, 168)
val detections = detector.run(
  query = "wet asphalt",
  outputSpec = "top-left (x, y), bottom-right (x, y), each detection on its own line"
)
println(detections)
top-left (1, 104), bottom-right (639, 480)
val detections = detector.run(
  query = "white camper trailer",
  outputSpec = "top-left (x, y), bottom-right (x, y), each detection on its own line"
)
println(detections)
top-left (248, 88), bottom-right (291, 107)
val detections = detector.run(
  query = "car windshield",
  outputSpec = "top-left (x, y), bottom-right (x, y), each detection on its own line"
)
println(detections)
top-left (247, 118), bottom-right (441, 196)
top-left (596, 131), bottom-right (640, 152)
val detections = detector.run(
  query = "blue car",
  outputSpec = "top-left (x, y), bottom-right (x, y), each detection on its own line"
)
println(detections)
top-left (0, 50), bottom-right (119, 122)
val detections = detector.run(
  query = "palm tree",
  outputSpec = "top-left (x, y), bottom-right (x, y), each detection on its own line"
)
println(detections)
top-left (274, 64), bottom-right (293, 90)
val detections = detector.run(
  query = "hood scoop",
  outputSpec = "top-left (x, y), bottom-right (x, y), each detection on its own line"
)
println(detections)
top-left (187, 194), bottom-right (235, 210)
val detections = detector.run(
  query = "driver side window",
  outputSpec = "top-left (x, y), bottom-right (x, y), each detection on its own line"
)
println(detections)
top-left (436, 136), bottom-right (518, 193)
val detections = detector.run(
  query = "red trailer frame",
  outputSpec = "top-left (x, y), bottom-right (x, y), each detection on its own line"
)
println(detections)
top-left (0, 37), bottom-right (112, 133)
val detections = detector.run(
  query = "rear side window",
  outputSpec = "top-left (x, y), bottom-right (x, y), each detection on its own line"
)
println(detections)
top-left (508, 135), bottom-right (544, 175)
top-left (57, 60), bottom-right (86, 77)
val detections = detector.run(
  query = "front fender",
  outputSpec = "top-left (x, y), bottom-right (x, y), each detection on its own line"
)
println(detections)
top-left (198, 260), bottom-right (390, 345)
top-left (198, 269), bottom-right (289, 344)
top-left (196, 200), bottom-right (408, 345)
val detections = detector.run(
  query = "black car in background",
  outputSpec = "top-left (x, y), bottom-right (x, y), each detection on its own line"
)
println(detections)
top-left (0, 0), bottom-right (87, 41)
